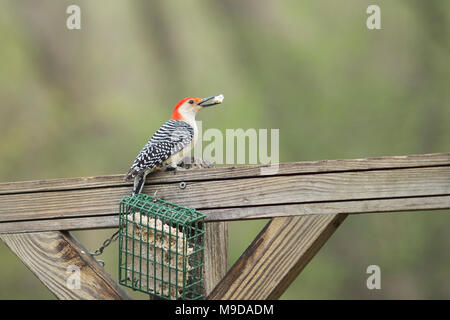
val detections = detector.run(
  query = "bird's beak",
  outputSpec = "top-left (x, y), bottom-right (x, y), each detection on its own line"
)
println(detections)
top-left (198, 94), bottom-right (224, 107)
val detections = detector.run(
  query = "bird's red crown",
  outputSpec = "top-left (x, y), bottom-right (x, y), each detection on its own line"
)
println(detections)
top-left (171, 97), bottom-right (201, 120)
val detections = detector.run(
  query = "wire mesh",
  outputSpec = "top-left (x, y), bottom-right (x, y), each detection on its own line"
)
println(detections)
top-left (118, 194), bottom-right (205, 300)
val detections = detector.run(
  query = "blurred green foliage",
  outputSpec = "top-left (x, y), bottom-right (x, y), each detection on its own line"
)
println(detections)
top-left (0, 0), bottom-right (449, 299)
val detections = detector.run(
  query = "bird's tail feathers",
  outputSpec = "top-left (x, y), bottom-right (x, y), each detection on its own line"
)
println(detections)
top-left (124, 167), bottom-right (138, 181)
top-left (132, 174), bottom-right (146, 195)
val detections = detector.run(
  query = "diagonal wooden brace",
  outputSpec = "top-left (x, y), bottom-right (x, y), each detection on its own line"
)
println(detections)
top-left (0, 231), bottom-right (132, 300)
top-left (208, 213), bottom-right (347, 299)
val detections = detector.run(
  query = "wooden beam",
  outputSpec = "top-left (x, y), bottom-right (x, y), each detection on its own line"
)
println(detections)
top-left (0, 167), bottom-right (448, 233)
top-left (0, 215), bottom-right (119, 234)
top-left (203, 222), bottom-right (228, 296)
top-left (204, 195), bottom-right (450, 221)
top-left (208, 214), bottom-right (347, 300)
top-left (1, 195), bottom-right (448, 234)
top-left (0, 153), bottom-right (449, 234)
top-left (1, 153), bottom-right (448, 195)
top-left (0, 231), bottom-right (132, 300)
top-left (1, 165), bottom-right (447, 221)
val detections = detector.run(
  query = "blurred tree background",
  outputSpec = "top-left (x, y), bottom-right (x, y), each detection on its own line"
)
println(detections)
top-left (0, 0), bottom-right (449, 299)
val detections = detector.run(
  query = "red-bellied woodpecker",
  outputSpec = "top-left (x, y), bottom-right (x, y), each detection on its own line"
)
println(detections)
top-left (125, 94), bottom-right (224, 195)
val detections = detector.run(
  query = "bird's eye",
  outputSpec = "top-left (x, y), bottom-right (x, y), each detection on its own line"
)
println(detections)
top-left (188, 99), bottom-right (194, 104)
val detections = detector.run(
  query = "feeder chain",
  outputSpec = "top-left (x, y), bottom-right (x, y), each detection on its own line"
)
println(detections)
top-left (89, 230), bottom-right (120, 265)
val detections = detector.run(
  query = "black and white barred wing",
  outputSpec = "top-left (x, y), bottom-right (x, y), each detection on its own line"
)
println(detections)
top-left (125, 120), bottom-right (194, 180)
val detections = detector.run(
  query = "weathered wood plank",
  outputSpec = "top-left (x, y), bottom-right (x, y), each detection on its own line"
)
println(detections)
top-left (1, 153), bottom-right (448, 195)
top-left (208, 214), bottom-right (347, 299)
top-left (203, 222), bottom-right (228, 296)
top-left (0, 216), bottom-right (119, 234)
top-left (0, 166), bottom-right (448, 225)
top-left (204, 195), bottom-right (450, 221)
top-left (1, 196), bottom-right (448, 234)
top-left (0, 231), bottom-right (132, 300)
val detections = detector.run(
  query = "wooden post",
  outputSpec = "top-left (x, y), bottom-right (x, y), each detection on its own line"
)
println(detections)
top-left (203, 222), bottom-right (228, 296)
top-left (0, 231), bottom-right (132, 300)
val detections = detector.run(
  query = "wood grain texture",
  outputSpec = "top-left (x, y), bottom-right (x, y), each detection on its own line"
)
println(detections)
top-left (1, 196), bottom-right (448, 234)
top-left (0, 231), bottom-right (132, 300)
top-left (203, 195), bottom-right (450, 221)
top-left (203, 222), bottom-right (228, 296)
top-left (1, 153), bottom-right (448, 300)
top-left (0, 216), bottom-right (119, 234)
top-left (1, 166), bottom-right (449, 222)
top-left (0, 153), bottom-right (449, 234)
top-left (1, 153), bottom-right (448, 195)
top-left (208, 214), bottom-right (347, 300)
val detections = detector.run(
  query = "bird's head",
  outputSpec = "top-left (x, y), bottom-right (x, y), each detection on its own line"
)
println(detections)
top-left (171, 94), bottom-right (224, 121)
